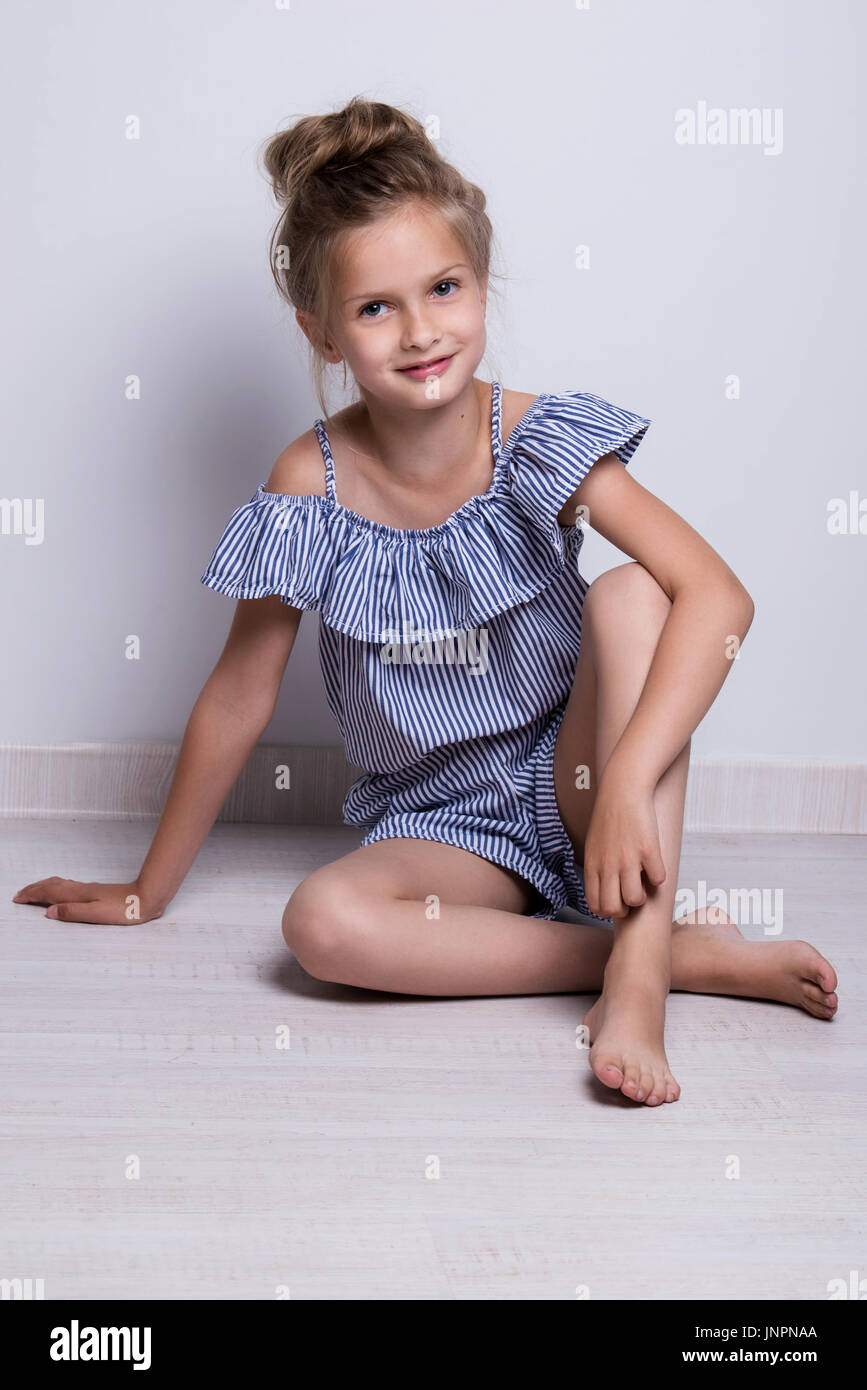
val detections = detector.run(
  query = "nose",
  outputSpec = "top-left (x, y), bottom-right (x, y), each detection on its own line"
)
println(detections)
top-left (400, 303), bottom-right (440, 352)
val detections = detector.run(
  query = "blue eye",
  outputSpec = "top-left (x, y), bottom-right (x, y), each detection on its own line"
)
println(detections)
top-left (358, 279), bottom-right (460, 319)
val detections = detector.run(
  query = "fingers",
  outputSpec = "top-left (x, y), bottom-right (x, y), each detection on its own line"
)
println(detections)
top-left (583, 863), bottom-right (620, 918)
top-left (13, 877), bottom-right (94, 907)
top-left (642, 841), bottom-right (667, 887)
top-left (46, 900), bottom-right (130, 925)
top-left (619, 866), bottom-right (647, 910)
top-left (13, 878), bottom-right (143, 926)
top-left (594, 867), bottom-right (630, 920)
top-left (584, 862), bottom-right (663, 919)
top-left (583, 863), bottom-right (601, 917)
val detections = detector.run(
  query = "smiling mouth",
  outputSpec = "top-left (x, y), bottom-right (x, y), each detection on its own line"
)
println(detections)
top-left (399, 354), bottom-right (453, 370)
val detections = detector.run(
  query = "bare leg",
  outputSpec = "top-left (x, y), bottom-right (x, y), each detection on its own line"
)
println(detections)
top-left (285, 561), bottom-right (838, 1110)
top-left (550, 562), bottom-right (837, 1104)
top-left (551, 563), bottom-right (695, 1102)
top-left (282, 839), bottom-right (838, 1013)
top-left (281, 568), bottom-right (839, 1105)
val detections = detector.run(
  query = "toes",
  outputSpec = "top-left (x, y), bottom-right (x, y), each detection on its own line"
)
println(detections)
top-left (646, 1073), bottom-right (667, 1106)
top-left (674, 909), bottom-right (697, 926)
top-left (806, 998), bottom-right (836, 1019)
top-left (590, 1049), bottom-right (682, 1103)
top-left (804, 981), bottom-right (837, 1005)
top-left (815, 953), bottom-right (838, 992)
top-left (797, 944), bottom-right (837, 994)
top-left (707, 906), bottom-right (733, 926)
top-left (802, 981), bottom-right (838, 1017)
top-left (812, 962), bottom-right (838, 994)
top-left (621, 1063), bottom-right (641, 1099)
top-left (636, 1068), bottom-right (654, 1103)
top-left (591, 1052), bottom-right (625, 1089)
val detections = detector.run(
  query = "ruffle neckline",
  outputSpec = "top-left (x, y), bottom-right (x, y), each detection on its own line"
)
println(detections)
top-left (200, 386), bottom-right (651, 643)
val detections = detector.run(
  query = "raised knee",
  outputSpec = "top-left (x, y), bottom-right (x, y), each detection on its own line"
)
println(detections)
top-left (585, 561), bottom-right (672, 631)
top-left (281, 874), bottom-right (375, 982)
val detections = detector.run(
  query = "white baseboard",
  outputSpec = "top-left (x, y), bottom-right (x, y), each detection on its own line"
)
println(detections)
top-left (683, 755), bottom-right (866, 833)
top-left (1, 744), bottom-right (864, 833)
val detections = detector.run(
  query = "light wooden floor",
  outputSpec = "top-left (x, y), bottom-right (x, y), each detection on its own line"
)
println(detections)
top-left (2, 819), bottom-right (864, 1301)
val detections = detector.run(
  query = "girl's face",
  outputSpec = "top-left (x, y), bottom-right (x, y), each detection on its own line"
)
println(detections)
top-left (301, 200), bottom-right (488, 408)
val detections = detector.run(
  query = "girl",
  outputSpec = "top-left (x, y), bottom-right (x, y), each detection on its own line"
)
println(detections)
top-left (15, 97), bottom-right (837, 1107)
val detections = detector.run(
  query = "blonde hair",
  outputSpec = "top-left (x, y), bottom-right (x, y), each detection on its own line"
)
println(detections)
top-left (259, 95), bottom-right (504, 421)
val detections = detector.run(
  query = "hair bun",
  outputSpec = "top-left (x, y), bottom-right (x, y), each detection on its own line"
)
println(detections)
top-left (264, 96), bottom-right (429, 206)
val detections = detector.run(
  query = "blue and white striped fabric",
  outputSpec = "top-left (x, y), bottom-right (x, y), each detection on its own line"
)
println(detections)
top-left (200, 382), bottom-right (651, 921)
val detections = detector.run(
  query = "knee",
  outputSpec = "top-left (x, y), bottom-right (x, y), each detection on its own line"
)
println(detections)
top-left (281, 872), bottom-right (375, 983)
top-left (584, 562), bottom-right (672, 635)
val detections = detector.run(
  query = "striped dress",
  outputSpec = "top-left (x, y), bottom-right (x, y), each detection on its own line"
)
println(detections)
top-left (200, 381), bottom-right (651, 922)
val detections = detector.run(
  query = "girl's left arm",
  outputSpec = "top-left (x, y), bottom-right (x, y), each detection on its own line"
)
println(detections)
top-left (567, 451), bottom-right (755, 793)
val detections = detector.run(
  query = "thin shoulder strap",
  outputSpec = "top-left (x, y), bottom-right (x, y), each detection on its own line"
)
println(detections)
top-left (312, 419), bottom-right (338, 502)
top-left (315, 390), bottom-right (500, 498)
top-left (490, 380), bottom-right (503, 456)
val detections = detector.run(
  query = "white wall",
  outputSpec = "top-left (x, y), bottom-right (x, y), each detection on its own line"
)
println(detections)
top-left (2, 0), bottom-right (864, 758)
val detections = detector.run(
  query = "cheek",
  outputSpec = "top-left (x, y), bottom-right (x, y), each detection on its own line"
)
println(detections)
top-left (460, 307), bottom-right (487, 346)
top-left (344, 325), bottom-right (390, 361)
top-left (458, 296), bottom-right (486, 326)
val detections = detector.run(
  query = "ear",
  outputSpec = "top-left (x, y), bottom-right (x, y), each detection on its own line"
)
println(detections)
top-left (478, 270), bottom-right (489, 314)
top-left (295, 308), bottom-right (343, 364)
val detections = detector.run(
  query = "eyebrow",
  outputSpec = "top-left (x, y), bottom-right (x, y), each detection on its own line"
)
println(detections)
top-left (341, 264), bottom-right (470, 307)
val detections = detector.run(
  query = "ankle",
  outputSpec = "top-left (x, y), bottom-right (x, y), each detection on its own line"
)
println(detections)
top-left (602, 950), bottom-right (671, 996)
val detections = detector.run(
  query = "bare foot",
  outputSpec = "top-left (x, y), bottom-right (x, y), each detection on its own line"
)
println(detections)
top-left (670, 906), bottom-right (839, 1019)
top-left (580, 907), bottom-right (839, 1108)
top-left (582, 962), bottom-right (678, 1107)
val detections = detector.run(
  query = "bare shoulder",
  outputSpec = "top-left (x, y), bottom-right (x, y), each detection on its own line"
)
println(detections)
top-left (502, 387), bottom-right (540, 407)
top-left (501, 387), bottom-right (543, 439)
top-left (264, 428), bottom-right (328, 497)
top-left (264, 403), bottom-right (365, 495)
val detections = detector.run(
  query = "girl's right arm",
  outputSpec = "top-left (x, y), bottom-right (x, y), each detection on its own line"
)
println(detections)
top-left (13, 595), bottom-right (303, 925)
